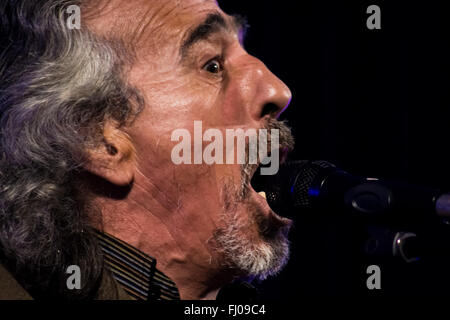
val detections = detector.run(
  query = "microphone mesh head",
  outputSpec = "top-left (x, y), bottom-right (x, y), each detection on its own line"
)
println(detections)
top-left (260, 160), bottom-right (336, 218)
top-left (292, 160), bottom-right (335, 207)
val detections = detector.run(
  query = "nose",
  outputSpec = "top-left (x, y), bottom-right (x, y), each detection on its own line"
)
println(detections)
top-left (246, 57), bottom-right (292, 121)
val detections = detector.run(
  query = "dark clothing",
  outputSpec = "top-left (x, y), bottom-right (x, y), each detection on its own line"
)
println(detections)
top-left (0, 231), bottom-right (180, 300)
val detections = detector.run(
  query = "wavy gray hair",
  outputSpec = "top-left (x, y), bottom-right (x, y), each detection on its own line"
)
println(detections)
top-left (0, 0), bottom-right (143, 299)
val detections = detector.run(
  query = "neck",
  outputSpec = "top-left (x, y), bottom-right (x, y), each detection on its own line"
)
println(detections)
top-left (88, 173), bottom-right (235, 300)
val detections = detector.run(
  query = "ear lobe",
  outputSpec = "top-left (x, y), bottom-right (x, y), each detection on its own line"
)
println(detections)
top-left (84, 121), bottom-right (135, 186)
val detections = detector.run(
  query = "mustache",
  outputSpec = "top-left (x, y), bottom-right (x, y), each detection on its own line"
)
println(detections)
top-left (266, 118), bottom-right (295, 153)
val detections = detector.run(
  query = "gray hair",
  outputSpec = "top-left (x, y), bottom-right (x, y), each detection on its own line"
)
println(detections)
top-left (0, 0), bottom-right (143, 299)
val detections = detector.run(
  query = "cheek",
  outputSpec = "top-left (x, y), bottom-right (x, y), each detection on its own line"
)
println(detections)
top-left (136, 75), bottom-right (220, 124)
top-left (128, 84), bottom-right (224, 165)
top-left (127, 61), bottom-right (247, 190)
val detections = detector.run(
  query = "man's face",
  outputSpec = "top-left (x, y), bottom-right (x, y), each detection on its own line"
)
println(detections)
top-left (92, 0), bottom-right (293, 279)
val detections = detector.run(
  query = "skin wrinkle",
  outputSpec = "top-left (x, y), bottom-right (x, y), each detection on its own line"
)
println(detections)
top-left (99, 172), bottom-right (184, 256)
top-left (81, 0), bottom-right (293, 300)
top-left (133, 169), bottom-right (179, 214)
top-left (122, 190), bottom-right (186, 259)
top-left (133, 168), bottom-right (219, 253)
top-left (132, 4), bottom-right (178, 47)
top-left (180, 13), bottom-right (245, 61)
top-left (129, 167), bottom-right (226, 275)
top-left (129, 4), bottom-right (159, 45)
top-left (101, 199), bottom-right (142, 234)
top-left (154, 199), bottom-right (214, 275)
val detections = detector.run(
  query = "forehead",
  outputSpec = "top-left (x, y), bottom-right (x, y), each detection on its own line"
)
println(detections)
top-left (85, 0), bottom-right (227, 51)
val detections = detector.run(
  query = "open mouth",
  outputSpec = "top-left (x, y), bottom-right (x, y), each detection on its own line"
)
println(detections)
top-left (246, 147), bottom-right (293, 235)
top-left (249, 147), bottom-right (290, 196)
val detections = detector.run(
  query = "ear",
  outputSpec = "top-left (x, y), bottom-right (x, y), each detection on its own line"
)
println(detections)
top-left (84, 120), bottom-right (135, 186)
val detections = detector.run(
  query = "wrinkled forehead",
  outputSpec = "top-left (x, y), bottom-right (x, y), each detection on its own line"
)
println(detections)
top-left (84, 0), bottom-right (225, 53)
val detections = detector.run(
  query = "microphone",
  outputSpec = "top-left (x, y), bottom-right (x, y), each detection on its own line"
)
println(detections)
top-left (255, 160), bottom-right (450, 224)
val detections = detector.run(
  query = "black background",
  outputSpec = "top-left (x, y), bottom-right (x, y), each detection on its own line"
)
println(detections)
top-left (220, 0), bottom-right (450, 297)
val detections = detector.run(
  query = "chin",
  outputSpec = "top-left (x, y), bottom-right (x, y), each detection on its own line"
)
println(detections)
top-left (211, 191), bottom-right (292, 281)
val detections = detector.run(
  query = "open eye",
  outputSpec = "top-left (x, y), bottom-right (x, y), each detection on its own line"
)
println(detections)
top-left (203, 58), bottom-right (223, 74)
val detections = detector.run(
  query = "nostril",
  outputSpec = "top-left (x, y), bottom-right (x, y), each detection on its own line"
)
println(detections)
top-left (261, 103), bottom-right (280, 118)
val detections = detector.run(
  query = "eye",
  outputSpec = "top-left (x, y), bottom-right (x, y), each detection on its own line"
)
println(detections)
top-left (203, 58), bottom-right (223, 74)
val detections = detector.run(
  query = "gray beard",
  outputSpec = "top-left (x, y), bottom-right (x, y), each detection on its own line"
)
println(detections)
top-left (210, 119), bottom-right (294, 280)
top-left (212, 179), bottom-right (291, 281)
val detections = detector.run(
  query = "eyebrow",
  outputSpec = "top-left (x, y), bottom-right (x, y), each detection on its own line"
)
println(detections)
top-left (180, 12), bottom-right (249, 58)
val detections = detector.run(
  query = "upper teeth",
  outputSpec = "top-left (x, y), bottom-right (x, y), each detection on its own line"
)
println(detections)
top-left (258, 191), bottom-right (267, 199)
